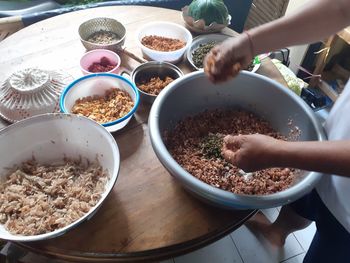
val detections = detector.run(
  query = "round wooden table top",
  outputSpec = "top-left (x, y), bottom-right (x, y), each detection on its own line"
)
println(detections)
top-left (0, 5), bottom-right (259, 262)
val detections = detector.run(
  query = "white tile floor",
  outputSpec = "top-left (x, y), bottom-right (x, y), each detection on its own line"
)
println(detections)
top-left (162, 208), bottom-right (316, 263)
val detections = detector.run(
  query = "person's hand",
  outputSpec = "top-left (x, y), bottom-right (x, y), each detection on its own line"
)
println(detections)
top-left (204, 33), bottom-right (253, 83)
top-left (222, 134), bottom-right (283, 172)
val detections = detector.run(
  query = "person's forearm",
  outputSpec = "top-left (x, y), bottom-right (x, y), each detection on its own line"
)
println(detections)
top-left (272, 140), bottom-right (350, 177)
top-left (248, 0), bottom-right (350, 55)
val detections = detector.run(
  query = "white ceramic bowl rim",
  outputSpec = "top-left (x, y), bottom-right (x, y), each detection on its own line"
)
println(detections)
top-left (137, 21), bottom-right (192, 54)
top-left (60, 73), bottom-right (140, 127)
top-left (0, 112), bottom-right (120, 241)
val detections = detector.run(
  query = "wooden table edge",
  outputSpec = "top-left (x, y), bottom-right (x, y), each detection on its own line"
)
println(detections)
top-left (14, 210), bottom-right (256, 262)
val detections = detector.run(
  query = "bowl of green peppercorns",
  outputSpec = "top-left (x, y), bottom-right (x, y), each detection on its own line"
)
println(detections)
top-left (187, 34), bottom-right (261, 73)
top-left (187, 33), bottom-right (231, 71)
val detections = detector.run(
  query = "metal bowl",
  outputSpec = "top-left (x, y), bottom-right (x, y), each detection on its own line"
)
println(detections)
top-left (149, 71), bottom-right (326, 210)
top-left (0, 113), bottom-right (120, 241)
top-left (78, 17), bottom-right (126, 51)
top-left (132, 62), bottom-right (183, 104)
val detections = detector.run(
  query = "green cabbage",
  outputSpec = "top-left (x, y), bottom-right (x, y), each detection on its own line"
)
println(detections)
top-left (188, 0), bottom-right (229, 26)
top-left (272, 59), bottom-right (306, 96)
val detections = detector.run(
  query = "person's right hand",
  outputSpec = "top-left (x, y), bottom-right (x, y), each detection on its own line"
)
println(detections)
top-left (222, 134), bottom-right (284, 172)
top-left (204, 33), bottom-right (253, 83)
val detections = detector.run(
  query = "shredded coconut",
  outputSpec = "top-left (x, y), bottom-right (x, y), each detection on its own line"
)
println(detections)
top-left (0, 158), bottom-right (109, 236)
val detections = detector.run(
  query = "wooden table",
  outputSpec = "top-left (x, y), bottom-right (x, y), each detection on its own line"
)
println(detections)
top-left (0, 5), bottom-right (288, 263)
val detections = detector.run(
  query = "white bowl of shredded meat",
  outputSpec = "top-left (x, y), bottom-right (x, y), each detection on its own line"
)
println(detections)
top-left (137, 21), bottom-right (192, 64)
top-left (0, 113), bottom-right (120, 241)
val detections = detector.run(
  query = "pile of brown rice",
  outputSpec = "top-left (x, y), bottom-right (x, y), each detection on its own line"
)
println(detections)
top-left (164, 109), bottom-right (297, 195)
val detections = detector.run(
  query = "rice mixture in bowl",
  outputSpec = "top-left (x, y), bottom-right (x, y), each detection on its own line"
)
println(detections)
top-left (164, 109), bottom-right (299, 195)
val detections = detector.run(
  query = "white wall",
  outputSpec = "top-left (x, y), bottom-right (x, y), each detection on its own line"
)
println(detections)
top-left (285, 0), bottom-right (309, 73)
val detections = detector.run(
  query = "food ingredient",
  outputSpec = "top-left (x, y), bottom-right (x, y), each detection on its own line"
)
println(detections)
top-left (87, 30), bottom-right (120, 45)
top-left (195, 42), bottom-right (259, 71)
top-left (272, 59), bottom-right (305, 96)
top-left (0, 158), bottom-right (109, 235)
top-left (165, 109), bottom-right (297, 195)
top-left (188, 0), bottom-right (230, 26)
top-left (192, 42), bottom-right (216, 68)
top-left (71, 88), bottom-right (134, 124)
top-left (205, 53), bottom-right (241, 81)
top-left (141, 35), bottom-right (186, 52)
top-left (137, 76), bottom-right (174, 95)
top-left (200, 133), bottom-right (224, 159)
top-left (88, 56), bottom-right (116, 73)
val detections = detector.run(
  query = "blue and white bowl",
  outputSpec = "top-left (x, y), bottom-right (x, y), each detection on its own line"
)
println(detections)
top-left (60, 73), bottom-right (140, 133)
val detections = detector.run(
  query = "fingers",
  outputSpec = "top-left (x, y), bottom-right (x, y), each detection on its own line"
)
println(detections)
top-left (223, 135), bottom-right (243, 150)
top-left (204, 52), bottom-right (242, 83)
top-left (222, 135), bottom-right (244, 165)
top-left (222, 149), bottom-right (236, 164)
top-left (204, 46), bottom-right (221, 80)
top-left (204, 35), bottom-right (254, 83)
top-left (204, 54), bottom-right (216, 82)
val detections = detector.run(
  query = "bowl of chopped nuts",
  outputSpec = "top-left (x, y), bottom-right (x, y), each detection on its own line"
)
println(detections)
top-left (60, 73), bottom-right (139, 133)
top-left (80, 49), bottom-right (121, 75)
top-left (131, 61), bottom-right (183, 104)
top-left (78, 17), bottom-right (126, 51)
top-left (137, 21), bottom-right (192, 63)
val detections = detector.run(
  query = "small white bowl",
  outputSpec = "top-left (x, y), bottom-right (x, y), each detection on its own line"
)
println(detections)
top-left (60, 73), bottom-right (140, 133)
top-left (137, 21), bottom-right (192, 64)
top-left (80, 49), bottom-right (121, 75)
top-left (0, 113), bottom-right (120, 241)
